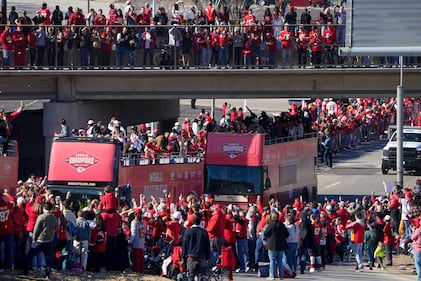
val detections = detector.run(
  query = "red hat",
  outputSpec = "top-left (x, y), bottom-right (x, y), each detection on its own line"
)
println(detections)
top-left (134, 208), bottom-right (142, 215)
top-left (35, 195), bottom-right (43, 203)
top-left (289, 6), bottom-right (295, 12)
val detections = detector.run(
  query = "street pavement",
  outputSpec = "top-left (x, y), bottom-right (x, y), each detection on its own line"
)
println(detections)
top-left (233, 261), bottom-right (417, 281)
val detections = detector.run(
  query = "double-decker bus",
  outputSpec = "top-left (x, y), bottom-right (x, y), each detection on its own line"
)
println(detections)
top-left (47, 133), bottom-right (317, 205)
top-left (0, 140), bottom-right (19, 194)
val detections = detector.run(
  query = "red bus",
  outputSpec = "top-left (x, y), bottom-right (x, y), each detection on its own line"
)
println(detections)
top-left (47, 134), bottom-right (317, 205)
top-left (0, 140), bottom-right (19, 195)
top-left (204, 133), bottom-right (318, 205)
top-left (47, 137), bottom-right (204, 201)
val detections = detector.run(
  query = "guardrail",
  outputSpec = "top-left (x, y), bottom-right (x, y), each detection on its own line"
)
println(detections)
top-left (1, 23), bottom-right (420, 70)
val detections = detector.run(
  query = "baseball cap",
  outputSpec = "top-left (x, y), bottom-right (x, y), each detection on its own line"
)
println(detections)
top-left (384, 215), bottom-right (391, 221)
top-left (87, 119), bottom-right (94, 125)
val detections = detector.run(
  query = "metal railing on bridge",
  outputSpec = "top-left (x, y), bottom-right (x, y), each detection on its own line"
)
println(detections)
top-left (1, 23), bottom-right (421, 70)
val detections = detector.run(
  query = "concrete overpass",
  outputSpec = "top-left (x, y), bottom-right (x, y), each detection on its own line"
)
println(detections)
top-left (1, 68), bottom-right (421, 101)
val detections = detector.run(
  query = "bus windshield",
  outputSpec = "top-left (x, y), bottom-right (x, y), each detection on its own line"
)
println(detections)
top-left (204, 165), bottom-right (262, 195)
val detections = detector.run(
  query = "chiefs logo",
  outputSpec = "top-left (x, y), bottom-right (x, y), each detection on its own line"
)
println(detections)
top-left (220, 142), bottom-right (248, 159)
top-left (63, 151), bottom-right (101, 173)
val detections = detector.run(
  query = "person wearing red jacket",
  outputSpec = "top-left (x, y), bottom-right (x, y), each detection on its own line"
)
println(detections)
top-left (204, 2), bottom-right (216, 25)
top-left (383, 215), bottom-right (395, 266)
top-left (68, 7), bottom-right (86, 26)
top-left (39, 3), bottom-right (51, 25)
top-left (309, 26), bottom-right (323, 68)
top-left (12, 25), bottom-right (27, 69)
top-left (1, 25), bottom-right (13, 69)
top-left (206, 203), bottom-right (225, 266)
top-left (345, 213), bottom-right (366, 271)
top-left (101, 26), bottom-right (114, 69)
top-left (0, 193), bottom-right (14, 271)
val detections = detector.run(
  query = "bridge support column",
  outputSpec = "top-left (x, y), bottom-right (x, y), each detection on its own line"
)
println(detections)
top-left (43, 99), bottom-right (179, 169)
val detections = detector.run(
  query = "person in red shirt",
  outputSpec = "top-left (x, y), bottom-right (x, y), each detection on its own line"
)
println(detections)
top-left (206, 203), bottom-right (225, 266)
top-left (309, 214), bottom-right (323, 272)
top-left (101, 210), bottom-right (121, 271)
top-left (235, 208), bottom-right (249, 272)
top-left (39, 3), bottom-right (51, 25)
top-left (94, 9), bottom-right (107, 33)
top-left (12, 25), bottom-right (27, 69)
top-left (262, 7), bottom-right (273, 34)
top-left (280, 25), bottom-right (294, 68)
top-left (0, 25), bottom-right (13, 69)
top-left (242, 9), bottom-right (257, 31)
top-left (0, 192), bottom-right (14, 270)
top-left (296, 25), bottom-right (309, 68)
top-left (68, 7), bottom-right (86, 26)
top-left (204, 2), bottom-right (216, 25)
top-left (383, 215), bottom-right (395, 266)
top-left (101, 26), bottom-right (114, 69)
top-left (216, 26), bottom-right (230, 68)
top-left (323, 22), bottom-right (336, 66)
top-left (309, 26), bottom-right (323, 68)
top-left (264, 32), bottom-right (277, 67)
top-left (0, 101), bottom-right (24, 156)
top-left (98, 185), bottom-right (119, 212)
top-left (345, 212), bottom-right (366, 271)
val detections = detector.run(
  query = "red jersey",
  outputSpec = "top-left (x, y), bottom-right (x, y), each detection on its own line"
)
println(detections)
top-left (297, 30), bottom-right (309, 50)
top-left (224, 214), bottom-right (236, 244)
top-left (280, 29), bottom-right (294, 49)
top-left (204, 5), bottom-right (216, 22)
top-left (323, 27), bottom-right (336, 45)
top-left (12, 30), bottom-right (27, 49)
top-left (39, 7), bottom-right (51, 25)
top-left (216, 29), bottom-right (229, 46)
top-left (312, 221), bottom-right (322, 244)
top-left (165, 220), bottom-right (182, 245)
top-left (0, 194), bottom-right (13, 236)
top-left (12, 206), bottom-right (26, 237)
top-left (235, 217), bottom-right (248, 239)
top-left (94, 14), bottom-right (107, 27)
top-left (98, 192), bottom-right (119, 211)
top-left (310, 32), bottom-right (323, 52)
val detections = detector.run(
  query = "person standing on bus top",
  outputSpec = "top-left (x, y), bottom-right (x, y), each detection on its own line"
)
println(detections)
top-left (0, 101), bottom-right (25, 156)
top-left (98, 185), bottom-right (119, 212)
top-left (54, 119), bottom-right (71, 139)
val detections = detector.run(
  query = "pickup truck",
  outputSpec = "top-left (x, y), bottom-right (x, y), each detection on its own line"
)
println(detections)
top-left (382, 127), bottom-right (421, 175)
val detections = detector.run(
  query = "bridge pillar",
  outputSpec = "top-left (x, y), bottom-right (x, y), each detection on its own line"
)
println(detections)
top-left (43, 99), bottom-right (179, 169)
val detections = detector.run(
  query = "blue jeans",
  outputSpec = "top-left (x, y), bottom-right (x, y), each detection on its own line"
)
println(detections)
top-left (217, 45), bottom-right (229, 66)
top-left (201, 47), bottom-right (211, 66)
top-left (128, 49), bottom-right (136, 69)
top-left (2, 49), bottom-right (11, 66)
top-left (285, 242), bottom-right (298, 273)
top-left (414, 250), bottom-right (421, 281)
top-left (352, 243), bottom-right (363, 268)
top-left (268, 250), bottom-right (284, 279)
top-left (0, 233), bottom-right (13, 269)
top-left (23, 241), bottom-right (54, 276)
top-left (281, 48), bottom-right (292, 67)
top-left (116, 47), bottom-right (126, 68)
top-left (404, 220), bottom-right (412, 240)
top-left (236, 238), bottom-right (249, 271)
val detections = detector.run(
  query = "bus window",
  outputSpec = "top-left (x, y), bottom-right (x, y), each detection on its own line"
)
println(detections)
top-left (205, 165), bottom-right (262, 195)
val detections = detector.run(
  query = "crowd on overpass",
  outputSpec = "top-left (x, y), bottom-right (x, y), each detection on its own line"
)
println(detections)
top-left (1, 169), bottom-right (421, 280)
top-left (1, 1), bottom-right (421, 69)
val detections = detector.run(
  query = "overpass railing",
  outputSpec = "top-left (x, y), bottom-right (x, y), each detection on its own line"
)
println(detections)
top-left (1, 23), bottom-right (420, 70)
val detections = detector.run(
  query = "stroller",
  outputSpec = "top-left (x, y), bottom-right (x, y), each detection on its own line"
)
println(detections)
top-left (144, 239), bottom-right (174, 275)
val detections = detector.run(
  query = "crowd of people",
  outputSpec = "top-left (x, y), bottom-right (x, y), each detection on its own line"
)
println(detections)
top-left (1, 1), bottom-right (420, 70)
top-left (1, 172), bottom-right (421, 280)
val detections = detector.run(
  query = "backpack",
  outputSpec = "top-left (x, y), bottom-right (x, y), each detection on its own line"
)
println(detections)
top-left (67, 221), bottom-right (77, 237)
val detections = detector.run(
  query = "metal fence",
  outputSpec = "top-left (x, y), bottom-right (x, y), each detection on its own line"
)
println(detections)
top-left (1, 23), bottom-right (421, 70)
